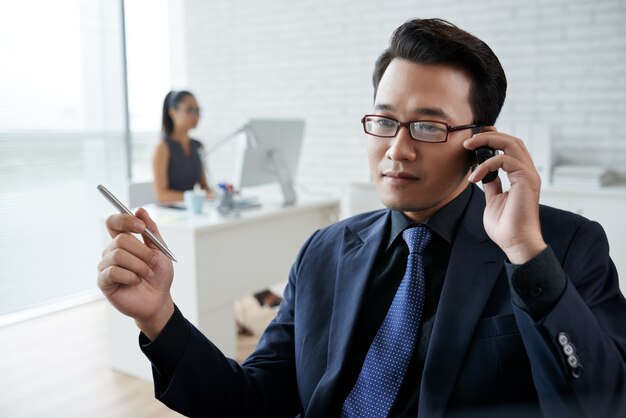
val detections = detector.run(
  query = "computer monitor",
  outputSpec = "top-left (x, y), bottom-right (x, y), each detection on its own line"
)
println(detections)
top-left (234, 119), bottom-right (305, 205)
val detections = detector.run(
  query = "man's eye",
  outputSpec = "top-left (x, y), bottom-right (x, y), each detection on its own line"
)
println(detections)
top-left (377, 119), bottom-right (396, 128)
top-left (415, 123), bottom-right (444, 133)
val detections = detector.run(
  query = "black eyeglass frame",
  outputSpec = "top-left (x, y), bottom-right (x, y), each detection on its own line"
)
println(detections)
top-left (361, 114), bottom-right (480, 143)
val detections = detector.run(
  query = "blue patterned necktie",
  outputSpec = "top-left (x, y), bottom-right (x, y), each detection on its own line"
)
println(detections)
top-left (342, 225), bottom-right (432, 418)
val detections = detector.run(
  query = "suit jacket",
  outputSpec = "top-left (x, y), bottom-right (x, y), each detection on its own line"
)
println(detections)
top-left (151, 185), bottom-right (626, 417)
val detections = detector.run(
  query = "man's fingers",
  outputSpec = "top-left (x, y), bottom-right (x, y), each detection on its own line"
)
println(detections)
top-left (469, 153), bottom-right (534, 181)
top-left (134, 208), bottom-right (166, 244)
top-left (464, 132), bottom-right (534, 166)
top-left (102, 232), bottom-right (158, 267)
top-left (97, 265), bottom-right (142, 290)
top-left (482, 175), bottom-right (503, 201)
top-left (106, 213), bottom-right (146, 239)
top-left (468, 154), bottom-right (505, 182)
top-left (99, 246), bottom-right (154, 279)
top-left (97, 238), bottom-right (157, 292)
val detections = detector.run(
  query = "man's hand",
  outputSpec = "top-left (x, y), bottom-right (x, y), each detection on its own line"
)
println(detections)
top-left (97, 207), bottom-right (175, 340)
top-left (464, 127), bottom-right (547, 264)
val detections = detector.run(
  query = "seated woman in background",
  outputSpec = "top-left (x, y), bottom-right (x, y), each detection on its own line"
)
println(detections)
top-left (153, 90), bottom-right (213, 202)
top-left (156, 91), bottom-right (281, 334)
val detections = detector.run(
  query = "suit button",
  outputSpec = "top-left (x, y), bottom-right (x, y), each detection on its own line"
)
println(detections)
top-left (571, 365), bottom-right (583, 379)
top-left (567, 355), bottom-right (579, 368)
top-left (563, 344), bottom-right (575, 356)
top-left (558, 332), bottom-right (569, 346)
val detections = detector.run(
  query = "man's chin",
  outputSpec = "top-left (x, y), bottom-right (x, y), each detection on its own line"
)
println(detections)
top-left (379, 193), bottom-right (427, 213)
top-left (376, 182), bottom-right (436, 211)
top-left (382, 202), bottom-right (427, 213)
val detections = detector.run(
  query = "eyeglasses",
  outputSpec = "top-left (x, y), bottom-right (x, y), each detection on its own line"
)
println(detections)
top-left (179, 106), bottom-right (200, 116)
top-left (361, 114), bottom-right (479, 143)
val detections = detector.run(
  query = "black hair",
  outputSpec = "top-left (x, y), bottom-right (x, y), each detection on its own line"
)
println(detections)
top-left (372, 18), bottom-right (507, 127)
top-left (161, 90), bottom-right (194, 135)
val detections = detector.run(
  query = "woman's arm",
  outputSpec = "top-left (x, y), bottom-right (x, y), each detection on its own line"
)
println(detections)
top-left (198, 170), bottom-right (214, 199)
top-left (196, 146), bottom-right (214, 199)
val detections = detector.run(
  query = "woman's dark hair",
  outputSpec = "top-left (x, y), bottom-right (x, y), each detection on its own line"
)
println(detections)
top-left (162, 90), bottom-right (194, 135)
top-left (372, 18), bottom-right (507, 127)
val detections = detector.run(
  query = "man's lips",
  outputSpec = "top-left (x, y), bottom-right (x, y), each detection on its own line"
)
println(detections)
top-left (381, 171), bottom-right (420, 185)
top-left (382, 171), bottom-right (419, 180)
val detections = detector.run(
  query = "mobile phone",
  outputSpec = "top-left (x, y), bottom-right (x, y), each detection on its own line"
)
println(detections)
top-left (474, 147), bottom-right (498, 184)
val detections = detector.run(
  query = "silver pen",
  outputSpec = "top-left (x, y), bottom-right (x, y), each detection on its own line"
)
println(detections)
top-left (97, 184), bottom-right (177, 262)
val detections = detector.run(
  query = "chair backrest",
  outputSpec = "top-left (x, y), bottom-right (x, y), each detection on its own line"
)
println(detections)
top-left (129, 181), bottom-right (157, 207)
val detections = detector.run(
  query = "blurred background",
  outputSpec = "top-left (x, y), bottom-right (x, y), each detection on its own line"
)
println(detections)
top-left (1, 0), bottom-right (625, 416)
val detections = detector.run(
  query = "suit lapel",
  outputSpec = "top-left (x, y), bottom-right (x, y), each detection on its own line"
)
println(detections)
top-left (306, 211), bottom-right (390, 416)
top-left (419, 188), bottom-right (505, 418)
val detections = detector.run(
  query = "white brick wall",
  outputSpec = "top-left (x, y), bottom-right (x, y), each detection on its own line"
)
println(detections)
top-left (174, 0), bottom-right (626, 198)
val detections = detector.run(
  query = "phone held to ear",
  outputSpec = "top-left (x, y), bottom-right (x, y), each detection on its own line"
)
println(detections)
top-left (474, 147), bottom-right (498, 184)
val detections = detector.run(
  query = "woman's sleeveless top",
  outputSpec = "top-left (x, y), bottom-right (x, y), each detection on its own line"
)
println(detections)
top-left (164, 137), bottom-right (203, 191)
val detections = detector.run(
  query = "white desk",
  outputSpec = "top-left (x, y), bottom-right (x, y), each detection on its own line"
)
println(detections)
top-left (107, 196), bottom-right (340, 380)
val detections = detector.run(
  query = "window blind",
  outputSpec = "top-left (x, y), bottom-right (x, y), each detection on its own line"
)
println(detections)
top-left (0, 0), bottom-right (127, 316)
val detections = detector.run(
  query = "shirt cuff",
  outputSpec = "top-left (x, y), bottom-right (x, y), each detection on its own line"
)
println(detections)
top-left (139, 304), bottom-right (190, 383)
top-left (505, 246), bottom-right (567, 320)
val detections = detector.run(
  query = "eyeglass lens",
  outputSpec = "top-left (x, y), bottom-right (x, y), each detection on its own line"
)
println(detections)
top-left (364, 116), bottom-right (448, 142)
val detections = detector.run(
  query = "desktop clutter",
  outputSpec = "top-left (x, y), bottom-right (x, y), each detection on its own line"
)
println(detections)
top-left (182, 182), bottom-right (259, 216)
top-left (217, 182), bottom-right (236, 215)
top-left (182, 182), bottom-right (236, 215)
top-left (183, 183), bottom-right (206, 214)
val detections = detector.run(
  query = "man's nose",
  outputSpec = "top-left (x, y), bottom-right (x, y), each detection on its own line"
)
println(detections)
top-left (386, 125), bottom-right (418, 161)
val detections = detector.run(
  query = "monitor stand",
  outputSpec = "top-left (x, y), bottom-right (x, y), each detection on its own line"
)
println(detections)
top-left (267, 149), bottom-right (297, 205)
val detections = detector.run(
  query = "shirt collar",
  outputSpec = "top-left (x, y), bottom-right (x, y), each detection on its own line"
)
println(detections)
top-left (387, 184), bottom-right (473, 250)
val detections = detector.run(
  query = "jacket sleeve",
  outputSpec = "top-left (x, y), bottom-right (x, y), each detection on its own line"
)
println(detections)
top-left (511, 219), bottom-right (626, 417)
top-left (139, 231), bottom-right (320, 417)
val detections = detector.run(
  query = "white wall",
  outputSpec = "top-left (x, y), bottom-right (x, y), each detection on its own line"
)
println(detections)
top-left (173, 0), bottom-right (626, 198)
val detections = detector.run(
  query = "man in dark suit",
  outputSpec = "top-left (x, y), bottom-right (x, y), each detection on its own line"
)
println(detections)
top-left (98, 19), bottom-right (626, 417)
